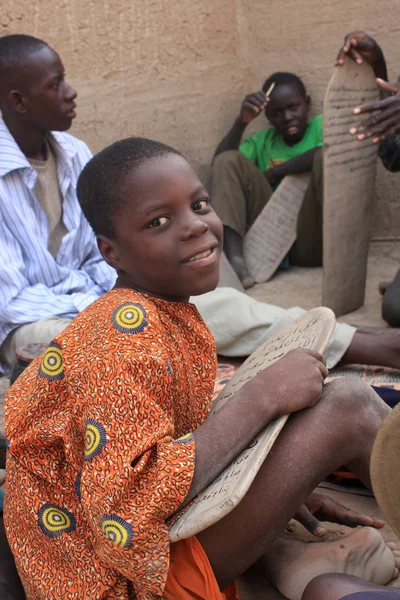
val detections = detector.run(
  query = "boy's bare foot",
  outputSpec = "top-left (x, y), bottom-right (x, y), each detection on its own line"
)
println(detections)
top-left (379, 280), bottom-right (392, 296)
top-left (230, 256), bottom-right (255, 289)
top-left (258, 527), bottom-right (400, 600)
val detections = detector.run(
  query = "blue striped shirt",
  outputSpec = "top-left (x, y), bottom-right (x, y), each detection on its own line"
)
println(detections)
top-left (0, 118), bottom-right (116, 374)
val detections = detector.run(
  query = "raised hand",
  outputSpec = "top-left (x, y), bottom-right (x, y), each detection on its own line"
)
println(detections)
top-left (336, 31), bottom-right (385, 76)
top-left (239, 90), bottom-right (269, 125)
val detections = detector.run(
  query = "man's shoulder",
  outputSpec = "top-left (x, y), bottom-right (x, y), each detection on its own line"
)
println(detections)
top-left (309, 114), bottom-right (323, 129)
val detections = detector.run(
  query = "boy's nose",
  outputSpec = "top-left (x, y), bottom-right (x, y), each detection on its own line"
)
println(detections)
top-left (283, 110), bottom-right (292, 122)
top-left (64, 82), bottom-right (77, 101)
top-left (182, 217), bottom-right (209, 239)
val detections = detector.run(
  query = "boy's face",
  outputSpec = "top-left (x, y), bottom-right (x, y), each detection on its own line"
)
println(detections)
top-left (265, 84), bottom-right (310, 146)
top-left (100, 154), bottom-right (223, 302)
top-left (13, 46), bottom-right (77, 132)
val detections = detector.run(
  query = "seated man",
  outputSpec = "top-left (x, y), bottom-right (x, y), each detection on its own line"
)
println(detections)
top-left (336, 31), bottom-right (400, 327)
top-left (0, 34), bottom-right (116, 376)
top-left (211, 72), bottom-right (323, 287)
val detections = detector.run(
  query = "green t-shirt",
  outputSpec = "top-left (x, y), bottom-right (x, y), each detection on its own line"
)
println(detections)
top-left (239, 114), bottom-right (323, 172)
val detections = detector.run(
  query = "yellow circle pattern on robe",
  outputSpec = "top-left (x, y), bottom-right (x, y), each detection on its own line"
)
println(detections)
top-left (100, 514), bottom-right (133, 549)
top-left (85, 419), bottom-right (106, 462)
top-left (39, 342), bottom-right (64, 381)
top-left (112, 302), bottom-right (148, 334)
top-left (175, 432), bottom-right (194, 445)
top-left (38, 504), bottom-right (76, 538)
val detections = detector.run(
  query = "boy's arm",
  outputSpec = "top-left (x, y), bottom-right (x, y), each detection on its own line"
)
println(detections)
top-left (264, 148), bottom-right (319, 186)
top-left (181, 348), bottom-right (328, 507)
top-left (214, 90), bottom-right (269, 158)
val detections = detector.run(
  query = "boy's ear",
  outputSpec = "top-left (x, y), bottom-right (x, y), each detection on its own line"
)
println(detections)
top-left (97, 235), bottom-right (121, 270)
top-left (305, 94), bottom-right (311, 108)
top-left (8, 90), bottom-right (27, 114)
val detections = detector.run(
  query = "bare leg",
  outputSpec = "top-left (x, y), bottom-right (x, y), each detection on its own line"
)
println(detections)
top-left (197, 380), bottom-right (391, 590)
top-left (342, 330), bottom-right (400, 369)
top-left (302, 573), bottom-right (400, 600)
top-left (223, 225), bottom-right (255, 288)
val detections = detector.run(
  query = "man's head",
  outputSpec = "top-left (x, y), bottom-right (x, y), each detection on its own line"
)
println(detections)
top-left (263, 72), bottom-right (310, 146)
top-left (0, 34), bottom-right (77, 132)
top-left (77, 137), bottom-right (223, 302)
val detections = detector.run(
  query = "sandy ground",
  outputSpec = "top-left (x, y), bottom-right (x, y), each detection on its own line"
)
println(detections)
top-left (1, 240), bottom-right (400, 598)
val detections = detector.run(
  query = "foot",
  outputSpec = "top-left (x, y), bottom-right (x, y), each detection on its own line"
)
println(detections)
top-left (230, 256), bottom-right (255, 289)
top-left (259, 527), bottom-right (400, 600)
top-left (379, 280), bottom-right (392, 296)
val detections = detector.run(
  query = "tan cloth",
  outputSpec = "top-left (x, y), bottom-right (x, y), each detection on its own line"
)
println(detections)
top-left (28, 141), bottom-right (68, 257)
top-left (211, 149), bottom-right (323, 266)
top-left (191, 288), bottom-right (356, 369)
top-left (0, 317), bottom-right (72, 368)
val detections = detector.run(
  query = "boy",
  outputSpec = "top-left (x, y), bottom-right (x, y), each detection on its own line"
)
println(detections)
top-left (0, 34), bottom-right (115, 374)
top-left (4, 138), bottom-right (399, 600)
top-left (212, 72), bottom-right (323, 287)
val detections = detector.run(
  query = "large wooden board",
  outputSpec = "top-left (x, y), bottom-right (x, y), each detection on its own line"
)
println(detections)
top-left (218, 252), bottom-right (245, 292)
top-left (169, 306), bottom-right (335, 541)
top-left (323, 59), bottom-right (379, 317)
top-left (243, 173), bottom-right (311, 283)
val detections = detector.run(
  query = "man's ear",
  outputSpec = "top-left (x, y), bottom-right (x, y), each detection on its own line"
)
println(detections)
top-left (97, 235), bottom-right (121, 271)
top-left (305, 94), bottom-right (311, 109)
top-left (8, 90), bottom-right (27, 114)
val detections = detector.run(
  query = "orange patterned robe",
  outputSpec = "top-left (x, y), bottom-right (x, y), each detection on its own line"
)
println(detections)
top-left (4, 288), bottom-right (217, 599)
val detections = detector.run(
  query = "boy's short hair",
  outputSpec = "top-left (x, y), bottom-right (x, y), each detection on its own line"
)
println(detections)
top-left (77, 137), bottom-right (182, 239)
top-left (0, 34), bottom-right (49, 96)
top-left (0, 34), bottom-right (48, 68)
top-left (262, 72), bottom-right (307, 98)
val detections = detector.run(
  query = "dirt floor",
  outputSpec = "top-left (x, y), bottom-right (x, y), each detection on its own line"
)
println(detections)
top-left (1, 239), bottom-right (400, 598)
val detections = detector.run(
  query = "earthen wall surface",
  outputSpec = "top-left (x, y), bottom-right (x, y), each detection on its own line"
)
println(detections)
top-left (2, 0), bottom-right (400, 238)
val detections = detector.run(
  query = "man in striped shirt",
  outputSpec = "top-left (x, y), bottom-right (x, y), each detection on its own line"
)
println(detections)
top-left (0, 35), bottom-right (116, 375)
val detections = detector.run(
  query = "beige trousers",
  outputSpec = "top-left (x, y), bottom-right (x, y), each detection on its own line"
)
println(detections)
top-left (192, 288), bottom-right (356, 370)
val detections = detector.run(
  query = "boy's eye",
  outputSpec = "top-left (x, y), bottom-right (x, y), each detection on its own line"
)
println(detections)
top-left (193, 198), bottom-right (210, 211)
top-left (148, 216), bottom-right (170, 228)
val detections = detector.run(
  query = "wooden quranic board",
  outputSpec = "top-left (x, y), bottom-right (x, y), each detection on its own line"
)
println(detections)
top-left (244, 173), bottom-right (311, 283)
top-left (169, 306), bottom-right (335, 541)
top-left (323, 59), bottom-right (379, 316)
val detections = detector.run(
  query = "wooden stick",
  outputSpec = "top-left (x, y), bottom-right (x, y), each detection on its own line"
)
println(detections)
top-left (265, 82), bottom-right (276, 97)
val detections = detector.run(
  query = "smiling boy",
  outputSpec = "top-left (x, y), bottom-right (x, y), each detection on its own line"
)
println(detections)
top-left (4, 137), bottom-right (400, 600)
top-left (0, 34), bottom-right (115, 374)
top-left (212, 72), bottom-right (323, 287)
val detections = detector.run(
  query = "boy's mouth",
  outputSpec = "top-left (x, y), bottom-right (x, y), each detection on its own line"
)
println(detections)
top-left (183, 244), bottom-right (218, 265)
top-left (286, 126), bottom-right (299, 136)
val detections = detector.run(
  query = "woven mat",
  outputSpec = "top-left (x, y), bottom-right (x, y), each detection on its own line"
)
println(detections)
top-left (214, 360), bottom-right (400, 398)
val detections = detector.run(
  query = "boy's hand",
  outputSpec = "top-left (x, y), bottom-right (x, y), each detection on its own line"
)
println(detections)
top-left (264, 167), bottom-right (283, 186)
top-left (336, 31), bottom-right (384, 72)
top-left (239, 91), bottom-right (269, 125)
top-left (350, 79), bottom-right (400, 143)
top-left (255, 348), bottom-right (328, 417)
top-left (294, 492), bottom-right (385, 537)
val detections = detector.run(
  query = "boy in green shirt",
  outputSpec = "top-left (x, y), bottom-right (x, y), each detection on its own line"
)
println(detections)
top-left (212, 72), bottom-right (323, 288)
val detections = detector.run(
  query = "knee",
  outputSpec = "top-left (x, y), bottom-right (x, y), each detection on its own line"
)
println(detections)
top-left (212, 150), bottom-right (242, 172)
top-left (302, 573), bottom-right (347, 600)
top-left (322, 378), bottom-right (385, 422)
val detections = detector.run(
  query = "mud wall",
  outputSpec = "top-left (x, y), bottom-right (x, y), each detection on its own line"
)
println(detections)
top-left (2, 0), bottom-right (399, 238)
